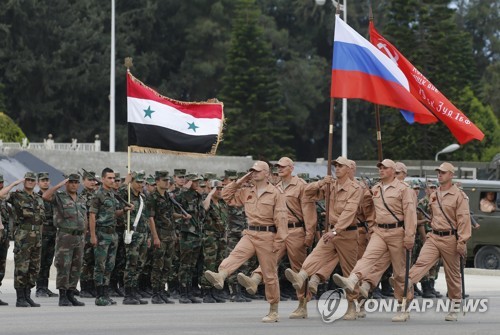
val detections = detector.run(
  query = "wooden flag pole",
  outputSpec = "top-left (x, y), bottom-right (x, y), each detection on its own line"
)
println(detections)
top-left (324, 98), bottom-right (335, 235)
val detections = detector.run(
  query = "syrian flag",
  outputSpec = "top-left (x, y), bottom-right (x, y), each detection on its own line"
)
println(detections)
top-left (127, 72), bottom-right (224, 154)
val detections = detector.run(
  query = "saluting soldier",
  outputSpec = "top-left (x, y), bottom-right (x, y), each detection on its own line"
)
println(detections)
top-left (42, 174), bottom-right (86, 307)
top-left (35, 172), bottom-right (58, 298)
top-left (407, 162), bottom-right (471, 321)
top-left (205, 161), bottom-right (288, 323)
top-left (0, 172), bottom-right (44, 307)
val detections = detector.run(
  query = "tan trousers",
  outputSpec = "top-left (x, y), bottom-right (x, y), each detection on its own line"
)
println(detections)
top-left (352, 227), bottom-right (407, 301)
top-left (409, 234), bottom-right (462, 300)
top-left (253, 227), bottom-right (307, 299)
top-left (218, 231), bottom-right (279, 304)
top-left (302, 229), bottom-right (359, 301)
top-left (357, 227), bottom-right (369, 259)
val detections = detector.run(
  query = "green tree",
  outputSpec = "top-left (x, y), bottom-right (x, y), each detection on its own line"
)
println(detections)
top-left (219, 0), bottom-right (292, 159)
top-left (0, 111), bottom-right (26, 142)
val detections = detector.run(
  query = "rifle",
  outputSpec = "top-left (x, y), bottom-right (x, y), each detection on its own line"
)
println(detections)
top-left (417, 206), bottom-right (431, 221)
top-left (168, 193), bottom-right (203, 233)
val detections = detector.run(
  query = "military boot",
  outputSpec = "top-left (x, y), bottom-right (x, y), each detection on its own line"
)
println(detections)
top-left (131, 288), bottom-right (148, 305)
top-left (262, 303), bottom-right (280, 323)
top-left (24, 288), bottom-right (40, 307)
top-left (123, 287), bottom-right (140, 305)
top-left (202, 288), bottom-right (216, 303)
top-left (357, 302), bottom-right (366, 318)
top-left (104, 286), bottom-right (117, 305)
top-left (359, 281), bottom-right (371, 299)
top-left (381, 277), bottom-right (394, 297)
top-left (289, 297), bottom-right (308, 319)
top-left (343, 300), bottom-right (357, 320)
top-left (219, 284), bottom-right (231, 300)
top-left (151, 288), bottom-right (165, 304)
top-left (35, 279), bottom-right (49, 297)
top-left (414, 283), bottom-right (423, 297)
top-left (178, 286), bottom-right (192, 304)
top-left (230, 284), bottom-right (247, 302)
top-left (58, 289), bottom-right (72, 307)
top-left (159, 290), bottom-right (175, 304)
top-left (95, 286), bottom-right (111, 306)
top-left (0, 298), bottom-right (8, 306)
top-left (445, 300), bottom-right (460, 321)
top-left (284, 269), bottom-right (308, 291)
top-left (168, 281), bottom-right (180, 299)
top-left (108, 281), bottom-right (121, 297)
top-left (332, 273), bottom-right (358, 293)
top-left (211, 288), bottom-right (226, 303)
top-left (308, 274), bottom-right (321, 295)
top-left (204, 270), bottom-right (228, 290)
top-left (237, 272), bottom-right (261, 295)
top-left (421, 280), bottom-right (436, 298)
top-left (79, 281), bottom-right (95, 298)
top-left (45, 279), bottom-right (59, 297)
top-left (392, 303), bottom-right (410, 322)
top-left (187, 286), bottom-right (203, 303)
top-left (67, 289), bottom-right (85, 306)
top-left (15, 288), bottom-right (30, 307)
top-left (430, 279), bottom-right (443, 298)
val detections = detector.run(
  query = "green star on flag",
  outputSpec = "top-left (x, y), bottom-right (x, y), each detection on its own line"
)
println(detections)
top-left (187, 121), bottom-right (199, 132)
top-left (144, 106), bottom-right (155, 118)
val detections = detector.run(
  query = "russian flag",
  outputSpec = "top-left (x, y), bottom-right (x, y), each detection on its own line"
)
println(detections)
top-left (127, 72), bottom-right (224, 154)
top-left (331, 16), bottom-right (437, 124)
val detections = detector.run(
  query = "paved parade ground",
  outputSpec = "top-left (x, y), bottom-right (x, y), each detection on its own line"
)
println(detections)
top-left (1, 268), bottom-right (499, 335)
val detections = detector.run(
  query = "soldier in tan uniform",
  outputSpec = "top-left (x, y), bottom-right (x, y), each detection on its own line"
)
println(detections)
top-left (285, 157), bottom-right (363, 320)
top-left (237, 157), bottom-right (317, 319)
top-left (333, 159), bottom-right (416, 322)
top-left (408, 162), bottom-right (471, 321)
top-left (204, 161), bottom-right (288, 322)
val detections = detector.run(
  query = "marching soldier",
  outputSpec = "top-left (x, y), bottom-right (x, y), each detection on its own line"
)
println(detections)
top-left (0, 172), bottom-right (44, 307)
top-left (407, 162), bottom-right (471, 321)
top-left (42, 174), bottom-right (86, 307)
top-left (36, 172), bottom-right (59, 297)
top-left (205, 161), bottom-right (288, 322)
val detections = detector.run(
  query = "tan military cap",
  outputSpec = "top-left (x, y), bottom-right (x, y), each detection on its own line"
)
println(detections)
top-left (377, 159), bottom-right (396, 169)
top-left (333, 156), bottom-right (353, 168)
top-left (435, 162), bottom-right (455, 173)
top-left (276, 157), bottom-right (294, 167)
top-left (395, 162), bottom-right (408, 173)
top-left (249, 161), bottom-right (270, 172)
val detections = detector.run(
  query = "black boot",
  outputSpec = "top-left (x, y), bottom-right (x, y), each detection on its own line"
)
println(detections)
top-left (219, 284), bottom-right (230, 300)
top-left (371, 286), bottom-right (384, 299)
top-left (187, 286), bottom-right (202, 303)
top-left (421, 280), bottom-right (436, 298)
top-left (211, 288), bottom-right (226, 303)
top-left (67, 289), bottom-right (85, 306)
top-left (104, 286), bottom-right (117, 305)
top-left (202, 288), bottom-right (216, 303)
top-left (36, 279), bottom-right (48, 297)
top-left (151, 288), bottom-right (165, 304)
top-left (58, 289), bottom-right (72, 306)
top-left (429, 279), bottom-right (443, 298)
top-left (159, 289), bottom-right (175, 304)
top-left (380, 278), bottom-right (394, 297)
top-left (123, 287), bottom-right (140, 305)
top-left (414, 283), bottom-right (423, 297)
top-left (79, 280), bottom-right (92, 298)
top-left (16, 288), bottom-right (30, 307)
top-left (95, 286), bottom-right (111, 306)
top-left (132, 288), bottom-right (149, 305)
top-left (0, 298), bottom-right (7, 306)
top-left (25, 287), bottom-right (41, 307)
top-left (178, 286), bottom-right (191, 304)
top-left (168, 281), bottom-right (180, 299)
top-left (230, 284), bottom-right (247, 303)
top-left (45, 279), bottom-right (58, 297)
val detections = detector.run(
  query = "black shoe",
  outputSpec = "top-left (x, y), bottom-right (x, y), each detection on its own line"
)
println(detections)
top-left (211, 288), bottom-right (226, 303)
top-left (202, 289), bottom-right (216, 303)
top-left (380, 279), bottom-right (394, 297)
top-left (15, 288), bottom-right (30, 308)
top-left (151, 292), bottom-right (165, 304)
top-left (0, 299), bottom-right (8, 306)
top-left (159, 290), bottom-right (175, 304)
top-left (67, 289), bottom-right (85, 306)
top-left (178, 287), bottom-right (191, 304)
top-left (58, 289), bottom-right (73, 307)
top-left (230, 284), bottom-right (248, 303)
top-left (24, 288), bottom-right (41, 307)
top-left (421, 281), bottom-right (436, 298)
top-left (371, 287), bottom-right (384, 299)
top-left (429, 279), bottom-right (443, 298)
top-left (414, 284), bottom-right (423, 297)
top-left (104, 286), bottom-right (117, 305)
top-left (131, 288), bottom-right (149, 305)
top-left (35, 287), bottom-right (49, 298)
top-left (46, 288), bottom-right (59, 297)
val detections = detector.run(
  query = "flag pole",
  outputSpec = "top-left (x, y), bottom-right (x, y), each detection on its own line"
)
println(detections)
top-left (125, 58), bottom-right (133, 234)
top-left (324, 98), bottom-right (335, 235)
top-left (369, 4), bottom-right (383, 161)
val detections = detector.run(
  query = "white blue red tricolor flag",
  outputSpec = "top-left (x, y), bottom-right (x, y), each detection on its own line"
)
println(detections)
top-left (330, 15), bottom-right (437, 124)
top-left (127, 72), bottom-right (224, 154)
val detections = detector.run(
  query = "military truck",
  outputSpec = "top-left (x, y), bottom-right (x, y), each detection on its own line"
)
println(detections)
top-left (408, 178), bottom-right (500, 269)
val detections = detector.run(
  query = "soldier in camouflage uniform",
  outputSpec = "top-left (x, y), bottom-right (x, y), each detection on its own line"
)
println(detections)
top-left (147, 170), bottom-right (178, 304)
top-left (90, 168), bottom-right (132, 306)
top-left (35, 172), bottom-right (59, 298)
top-left (120, 171), bottom-right (149, 305)
top-left (0, 174), bottom-right (12, 305)
top-left (0, 172), bottom-right (44, 307)
top-left (176, 173), bottom-right (204, 303)
top-left (200, 179), bottom-right (228, 303)
top-left (43, 174), bottom-right (86, 306)
top-left (110, 172), bottom-right (126, 297)
top-left (79, 171), bottom-right (97, 298)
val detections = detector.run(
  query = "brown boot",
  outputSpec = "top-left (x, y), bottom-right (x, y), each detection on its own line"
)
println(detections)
top-left (308, 275), bottom-right (321, 295)
top-left (262, 303), bottom-right (279, 323)
top-left (332, 273), bottom-right (358, 293)
top-left (392, 303), bottom-right (410, 322)
top-left (204, 270), bottom-right (228, 290)
top-left (359, 281), bottom-right (371, 299)
top-left (343, 300), bottom-right (357, 320)
top-left (284, 269), bottom-right (308, 291)
top-left (237, 273), bottom-right (261, 295)
top-left (289, 298), bottom-right (308, 319)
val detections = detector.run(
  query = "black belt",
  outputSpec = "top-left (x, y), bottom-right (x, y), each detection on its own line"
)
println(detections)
top-left (19, 224), bottom-right (41, 231)
top-left (377, 222), bottom-right (404, 229)
top-left (432, 230), bottom-right (455, 237)
top-left (357, 222), bottom-right (366, 228)
top-left (96, 226), bottom-right (116, 234)
top-left (58, 227), bottom-right (84, 236)
top-left (288, 222), bottom-right (304, 229)
top-left (329, 225), bottom-right (358, 231)
top-left (248, 225), bottom-right (277, 233)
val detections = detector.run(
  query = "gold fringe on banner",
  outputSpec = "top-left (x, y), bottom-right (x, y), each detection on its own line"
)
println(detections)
top-left (129, 145), bottom-right (218, 157)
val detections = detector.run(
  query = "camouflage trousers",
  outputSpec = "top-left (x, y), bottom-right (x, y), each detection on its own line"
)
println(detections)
top-left (37, 226), bottom-right (57, 285)
top-left (171, 230), bottom-right (181, 285)
top-left (150, 231), bottom-right (176, 290)
top-left (0, 232), bottom-right (9, 286)
top-left (139, 243), bottom-right (154, 289)
top-left (178, 232), bottom-right (202, 288)
top-left (80, 233), bottom-right (95, 283)
top-left (93, 230), bottom-right (118, 286)
top-left (54, 232), bottom-right (84, 290)
top-left (13, 229), bottom-right (42, 288)
top-left (200, 231), bottom-right (227, 289)
top-left (124, 232), bottom-right (148, 288)
top-left (111, 227), bottom-right (126, 287)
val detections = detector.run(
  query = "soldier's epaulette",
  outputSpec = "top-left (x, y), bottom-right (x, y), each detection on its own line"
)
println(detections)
top-left (402, 181), bottom-right (411, 188)
top-left (459, 189), bottom-right (469, 201)
top-left (297, 178), bottom-right (307, 185)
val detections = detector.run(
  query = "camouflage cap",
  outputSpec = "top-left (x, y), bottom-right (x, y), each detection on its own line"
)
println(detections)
top-left (146, 175), bottom-right (156, 185)
top-left (174, 169), bottom-right (186, 177)
top-left (224, 169), bottom-right (237, 179)
top-left (131, 171), bottom-right (145, 182)
top-left (411, 180), bottom-right (421, 189)
top-left (204, 172), bottom-right (217, 180)
top-left (37, 172), bottom-right (49, 180)
top-left (237, 172), bottom-right (247, 179)
top-left (24, 172), bottom-right (37, 180)
top-left (297, 173), bottom-right (310, 181)
top-left (199, 181), bottom-right (207, 187)
top-left (0, 174), bottom-right (3, 182)
top-left (271, 166), bottom-right (279, 174)
top-left (185, 173), bottom-right (203, 181)
top-left (155, 170), bottom-right (169, 180)
top-left (114, 172), bottom-right (121, 181)
top-left (427, 180), bottom-right (438, 188)
top-left (68, 173), bottom-right (80, 182)
top-left (82, 170), bottom-right (96, 180)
